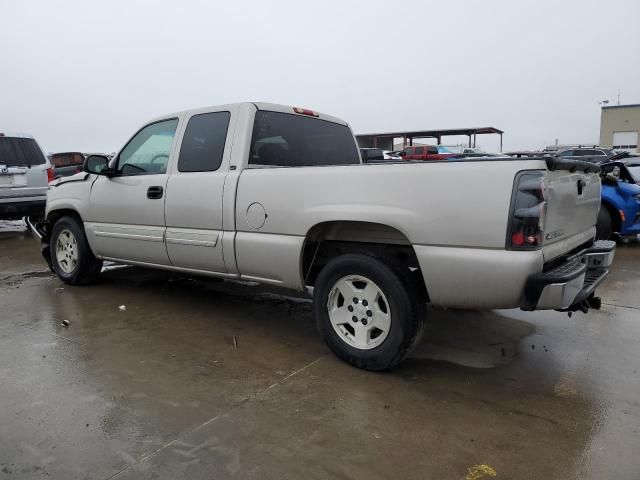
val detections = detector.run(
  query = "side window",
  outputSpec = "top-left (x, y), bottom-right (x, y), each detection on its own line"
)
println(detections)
top-left (404, 148), bottom-right (413, 155)
top-left (414, 147), bottom-right (424, 154)
top-left (557, 150), bottom-right (574, 157)
top-left (249, 111), bottom-right (360, 167)
top-left (366, 149), bottom-right (384, 160)
top-left (117, 119), bottom-right (178, 176)
top-left (178, 112), bottom-right (230, 172)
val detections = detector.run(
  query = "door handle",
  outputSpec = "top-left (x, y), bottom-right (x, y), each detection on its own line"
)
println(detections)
top-left (147, 186), bottom-right (164, 199)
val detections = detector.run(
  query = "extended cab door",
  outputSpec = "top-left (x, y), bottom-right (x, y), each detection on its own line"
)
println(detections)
top-left (85, 118), bottom-right (179, 265)
top-left (163, 108), bottom-right (235, 273)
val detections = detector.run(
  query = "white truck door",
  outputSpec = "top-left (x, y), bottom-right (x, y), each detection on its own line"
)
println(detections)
top-left (163, 109), bottom-right (233, 273)
top-left (85, 118), bottom-right (179, 265)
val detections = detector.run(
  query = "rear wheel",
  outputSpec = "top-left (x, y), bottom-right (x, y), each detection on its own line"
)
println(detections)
top-left (51, 216), bottom-right (102, 285)
top-left (595, 207), bottom-right (613, 240)
top-left (313, 254), bottom-right (425, 371)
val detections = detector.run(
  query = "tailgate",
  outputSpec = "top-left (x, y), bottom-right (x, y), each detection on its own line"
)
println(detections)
top-left (0, 166), bottom-right (28, 199)
top-left (0, 165), bottom-right (48, 200)
top-left (543, 168), bottom-right (601, 259)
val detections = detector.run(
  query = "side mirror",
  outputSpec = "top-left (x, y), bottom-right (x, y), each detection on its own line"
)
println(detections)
top-left (399, 151), bottom-right (406, 157)
top-left (84, 155), bottom-right (111, 175)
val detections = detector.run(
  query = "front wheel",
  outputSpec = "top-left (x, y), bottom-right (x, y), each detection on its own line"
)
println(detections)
top-left (313, 254), bottom-right (425, 371)
top-left (50, 216), bottom-right (102, 285)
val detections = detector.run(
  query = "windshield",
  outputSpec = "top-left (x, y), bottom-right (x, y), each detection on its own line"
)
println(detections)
top-left (0, 137), bottom-right (46, 167)
top-left (437, 146), bottom-right (462, 154)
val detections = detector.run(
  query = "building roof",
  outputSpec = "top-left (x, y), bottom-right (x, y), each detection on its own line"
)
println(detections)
top-left (601, 103), bottom-right (640, 110)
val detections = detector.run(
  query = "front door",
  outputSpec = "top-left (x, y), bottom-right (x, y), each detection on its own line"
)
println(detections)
top-left (164, 109), bottom-right (233, 273)
top-left (85, 118), bottom-right (179, 265)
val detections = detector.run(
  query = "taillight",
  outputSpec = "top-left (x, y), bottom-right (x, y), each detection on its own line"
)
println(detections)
top-left (507, 171), bottom-right (547, 250)
top-left (293, 107), bottom-right (319, 117)
top-left (47, 167), bottom-right (55, 183)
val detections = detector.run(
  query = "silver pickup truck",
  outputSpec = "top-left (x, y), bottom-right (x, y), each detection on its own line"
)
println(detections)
top-left (39, 102), bottom-right (615, 370)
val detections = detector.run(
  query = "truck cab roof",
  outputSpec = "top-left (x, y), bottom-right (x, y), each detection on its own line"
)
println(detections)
top-left (149, 102), bottom-right (349, 127)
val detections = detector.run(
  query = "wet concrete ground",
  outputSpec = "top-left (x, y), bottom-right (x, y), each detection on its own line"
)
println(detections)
top-left (1, 220), bottom-right (639, 480)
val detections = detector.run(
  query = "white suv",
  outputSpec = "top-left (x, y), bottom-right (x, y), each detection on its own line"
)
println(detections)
top-left (0, 132), bottom-right (52, 220)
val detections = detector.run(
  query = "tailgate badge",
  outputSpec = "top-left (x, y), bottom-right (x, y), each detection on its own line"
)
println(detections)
top-left (545, 229), bottom-right (565, 241)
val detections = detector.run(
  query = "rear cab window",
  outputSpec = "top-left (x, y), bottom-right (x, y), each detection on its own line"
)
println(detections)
top-left (249, 111), bottom-right (360, 167)
top-left (0, 137), bottom-right (46, 167)
top-left (414, 147), bottom-right (424, 155)
top-left (52, 153), bottom-right (84, 168)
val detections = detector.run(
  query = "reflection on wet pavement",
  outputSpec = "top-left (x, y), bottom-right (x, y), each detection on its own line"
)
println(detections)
top-left (1, 220), bottom-right (639, 479)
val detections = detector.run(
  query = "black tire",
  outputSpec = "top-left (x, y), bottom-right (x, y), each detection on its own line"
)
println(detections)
top-left (595, 207), bottom-right (613, 240)
top-left (50, 216), bottom-right (102, 285)
top-left (313, 253), bottom-right (425, 371)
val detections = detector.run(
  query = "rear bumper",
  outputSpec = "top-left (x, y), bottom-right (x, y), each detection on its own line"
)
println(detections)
top-left (0, 199), bottom-right (46, 219)
top-left (521, 240), bottom-right (615, 311)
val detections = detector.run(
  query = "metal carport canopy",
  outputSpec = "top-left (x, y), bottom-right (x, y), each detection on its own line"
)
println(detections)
top-left (355, 126), bottom-right (504, 151)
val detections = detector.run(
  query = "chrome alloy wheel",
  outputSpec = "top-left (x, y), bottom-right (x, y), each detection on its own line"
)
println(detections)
top-left (326, 275), bottom-right (391, 350)
top-left (55, 229), bottom-right (79, 274)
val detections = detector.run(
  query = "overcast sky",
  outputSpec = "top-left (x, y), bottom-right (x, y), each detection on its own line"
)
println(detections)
top-left (2, 0), bottom-right (639, 153)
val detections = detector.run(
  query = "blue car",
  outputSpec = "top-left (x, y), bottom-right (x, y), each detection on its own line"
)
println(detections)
top-left (596, 159), bottom-right (640, 240)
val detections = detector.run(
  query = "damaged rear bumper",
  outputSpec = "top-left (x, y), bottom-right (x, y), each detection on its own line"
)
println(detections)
top-left (521, 240), bottom-right (615, 312)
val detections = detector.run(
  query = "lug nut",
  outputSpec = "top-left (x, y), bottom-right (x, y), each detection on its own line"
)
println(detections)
top-left (366, 310), bottom-right (372, 317)
top-left (361, 319), bottom-right (368, 325)
top-left (353, 298), bottom-right (359, 304)
top-left (362, 300), bottom-right (368, 307)
top-left (348, 305), bottom-right (354, 312)
top-left (352, 316), bottom-right (358, 322)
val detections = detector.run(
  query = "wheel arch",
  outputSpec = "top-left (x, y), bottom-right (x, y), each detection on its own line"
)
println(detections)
top-left (600, 200), bottom-right (622, 233)
top-left (300, 220), bottom-right (429, 302)
top-left (46, 209), bottom-right (85, 244)
top-left (47, 208), bottom-right (83, 225)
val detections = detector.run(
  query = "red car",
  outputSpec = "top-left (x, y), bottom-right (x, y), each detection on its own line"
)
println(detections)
top-left (401, 145), bottom-right (455, 161)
